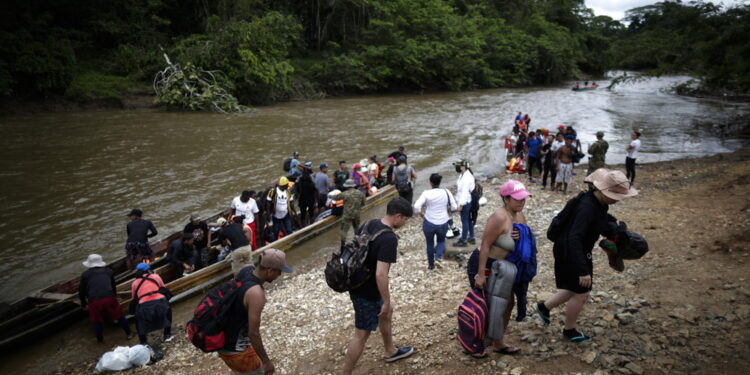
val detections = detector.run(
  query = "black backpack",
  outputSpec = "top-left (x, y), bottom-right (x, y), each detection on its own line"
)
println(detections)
top-left (394, 166), bottom-right (411, 193)
top-left (470, 182), bottom-right (482, 212)
top-left (283, 158), bottom-right (292, 172)
top-left (325, 220), bottom-right (393, 292)
top-left (186, 275), bottom-right (256, 352)
top-left (546, 191), bottom-right (586, 242)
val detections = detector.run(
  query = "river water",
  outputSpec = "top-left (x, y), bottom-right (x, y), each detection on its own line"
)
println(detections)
top-left (0, 75), bottom-right (746, 303)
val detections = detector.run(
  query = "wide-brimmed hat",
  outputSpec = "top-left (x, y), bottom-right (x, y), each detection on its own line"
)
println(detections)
top-left (82, 254), bottom-right (106, 268)
top-left (343, 179), bottom-right (356, 188)
top-left (586, 168), bottom-right (638, 201)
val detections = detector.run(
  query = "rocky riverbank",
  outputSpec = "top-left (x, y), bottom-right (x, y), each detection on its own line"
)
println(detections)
top-left (54, 149), bottom-right (750, 375)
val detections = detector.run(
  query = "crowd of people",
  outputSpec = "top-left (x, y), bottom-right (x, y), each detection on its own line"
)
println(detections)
top-left (78, 134), bottom-right (645, 374)
top-left (505, 113), bottom-right (643, 194)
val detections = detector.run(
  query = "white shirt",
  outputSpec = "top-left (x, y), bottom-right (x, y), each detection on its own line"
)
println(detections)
top-left (456, 171), bottom-right (475, 206)
top-left (551, 140), bottom-right (565, 153)
top-left (414, 188), bottom-right (458, 225)
top-left (627, 139), bottom-right (641, 159)
top-left (272, 188), bottom-right (289, 219)
top-left (230, 196), bottom-right (259, 224)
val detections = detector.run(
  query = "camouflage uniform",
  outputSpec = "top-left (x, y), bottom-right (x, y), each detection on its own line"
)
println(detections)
top-left (587, 139), bottom-right (609, 175)
top-left (338, 188), bottom-right (366, 242)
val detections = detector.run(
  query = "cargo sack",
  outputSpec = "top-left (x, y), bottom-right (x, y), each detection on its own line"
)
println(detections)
top-left (283, 158), bottom-right (292, 172)
top-left (456, 288), bottom-right (488, 354)
top-left (186, 277), bottom-right (251, 352)
top-left (325, 220), bottom-right (393, 292)
top-left (617, 231), bottom-right (649, 260)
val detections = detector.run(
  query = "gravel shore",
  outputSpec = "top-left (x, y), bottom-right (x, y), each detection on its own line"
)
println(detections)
top-left (55, 149), bottom-right (750, 375)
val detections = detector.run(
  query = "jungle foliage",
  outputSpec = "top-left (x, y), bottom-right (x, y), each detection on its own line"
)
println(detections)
top-left (1, 0), bottom-right (748, 109)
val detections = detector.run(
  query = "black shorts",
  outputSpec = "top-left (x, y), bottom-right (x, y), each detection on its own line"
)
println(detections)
top-left (553, 247), bottom-right (592, 294)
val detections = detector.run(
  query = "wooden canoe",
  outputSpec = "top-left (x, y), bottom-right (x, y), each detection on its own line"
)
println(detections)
top-left (0, 185), bottom-right (395, 351)
top-left (116, 185), bottom-right (397, 312)
top-left (0, 202), bottom-right (228, 351)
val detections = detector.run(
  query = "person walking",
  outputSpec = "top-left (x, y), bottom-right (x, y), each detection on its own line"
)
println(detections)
top-left (555, 135), bottom-right (577, 194)
top-left (337, 179), bottom-right (366, 248)
top-left (392, 155), bottom-right (417, 203)
top-left (541, 134), bottom-right (557, 190)
top-left (343, 197), bottom-right (415, 374)
top-left (131, 262), bottom-right (173, 346)
top-left (231, 191), bottom-right (260, 250)
top-left (79, 254), bottom-right (132, 342)
top-left (219, 249), bottom-right (292, 375)
top-left (535, 169), bottom-right (637, 343)
top-left (125, 209), bottom-right (158, 269)
top-left (524, 131), bottom-right (543, 183)
top-left (625, 130), bottom-right (642, 185)
top-left (467, 181), bottom-right (531, 355)
top-left (413, 173), bottom-right (458, 269)
top-left (453, 159), bottom-right (475, 246)
top-left (587, 131), bottom-right (609, 176)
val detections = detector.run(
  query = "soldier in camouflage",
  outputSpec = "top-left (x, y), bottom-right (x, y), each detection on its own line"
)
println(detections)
top-left (587, 131), bottom-right (609, 176)
top-left (338, 179), bottom-right (366, 248)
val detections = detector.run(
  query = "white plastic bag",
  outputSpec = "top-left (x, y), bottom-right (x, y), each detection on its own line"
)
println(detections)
top-left (95, 346), bottom-right (132, 371)
top-left (128, 345), bottom-right (151, 367)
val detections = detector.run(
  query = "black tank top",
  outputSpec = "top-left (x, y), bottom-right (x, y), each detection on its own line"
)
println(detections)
top-left (224, 266), bottom-right (262, 351)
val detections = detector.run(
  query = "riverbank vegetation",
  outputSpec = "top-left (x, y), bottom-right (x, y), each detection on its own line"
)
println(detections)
top-left (1, 1), bottom-right (748, 110)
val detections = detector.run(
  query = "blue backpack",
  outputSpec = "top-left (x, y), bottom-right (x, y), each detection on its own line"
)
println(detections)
top-left (456, 288), bottom-right (488, 354)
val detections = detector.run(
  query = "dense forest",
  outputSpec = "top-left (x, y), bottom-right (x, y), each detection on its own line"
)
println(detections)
top-left (0, 0), bottom-right (747, 109)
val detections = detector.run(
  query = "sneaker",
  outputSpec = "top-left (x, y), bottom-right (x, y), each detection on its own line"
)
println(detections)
top-left (467, 238), bottom-right (476, 245)
top-left (385, 346), bottom-right (414, 363)
top-left (163, 335), bottom-right (175, 343)
top-left (563, 329), bottom-right (592, 343)
top-left (435, 259), bottom-right (444, 269)
top-left (528, 178), bottom-right (537, 183)
top-left (535, 302), bottom-right (550, 326)
top-left (453, 239), bottom-right (468, 247)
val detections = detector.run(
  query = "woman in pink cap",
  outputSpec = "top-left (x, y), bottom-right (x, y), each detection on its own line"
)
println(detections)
top-left (466, 180), bottom-right (531, 356)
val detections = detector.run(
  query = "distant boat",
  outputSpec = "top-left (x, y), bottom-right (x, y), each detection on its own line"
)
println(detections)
top-left (572, 85), bottom-right (598, 91)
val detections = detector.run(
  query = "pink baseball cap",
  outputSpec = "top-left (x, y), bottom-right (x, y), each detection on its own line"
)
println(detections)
top-left (499, 180), bottom-right (531, 200)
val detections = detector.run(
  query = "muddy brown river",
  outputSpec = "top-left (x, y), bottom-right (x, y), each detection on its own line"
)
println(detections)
top-left (0, 75), bottom-right (747, 306)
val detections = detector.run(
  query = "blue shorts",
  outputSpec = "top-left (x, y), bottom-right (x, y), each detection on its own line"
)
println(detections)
top-left (350, 295), bottom-right (383, 331)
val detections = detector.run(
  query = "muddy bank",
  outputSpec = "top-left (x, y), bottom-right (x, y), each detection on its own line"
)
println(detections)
top-left (48, 148), bottom-right (750, 375)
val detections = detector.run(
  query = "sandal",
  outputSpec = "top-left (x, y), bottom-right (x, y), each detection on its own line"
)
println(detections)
top-left (493, 346), bottom-right (521, 355)
top-left (462, 349), bottom-right (488, 359)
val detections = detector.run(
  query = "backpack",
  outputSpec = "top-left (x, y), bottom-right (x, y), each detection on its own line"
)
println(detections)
top-left (394, 166), bottom-right (411, 193)
top-left (324, 220), bottom-right (393, 292)
top-left (186, 276), bottom-right (255, 352)
top-left (283, 158), bottom-right (292, 172)
top-left (469, 181), bottom-right (483, 225)
top-left (546, 191), bottom-right (586, 242)
top-left (456, 288), bottom-right (487, 354)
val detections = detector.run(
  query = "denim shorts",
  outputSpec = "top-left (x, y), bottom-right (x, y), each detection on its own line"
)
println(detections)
top-left (350, 295), bottom-right (383, 331)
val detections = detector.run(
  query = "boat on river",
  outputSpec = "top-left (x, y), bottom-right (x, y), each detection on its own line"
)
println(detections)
top-left (0, 185), bottom-right (395, 351)
top-left (572, 85), bottom-right (598, 91)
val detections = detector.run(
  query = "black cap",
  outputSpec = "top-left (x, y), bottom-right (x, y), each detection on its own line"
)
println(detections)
top-left (127, 209), bottom-right (143, 217)
top-left (182, 232), bottom-right (194, 241)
